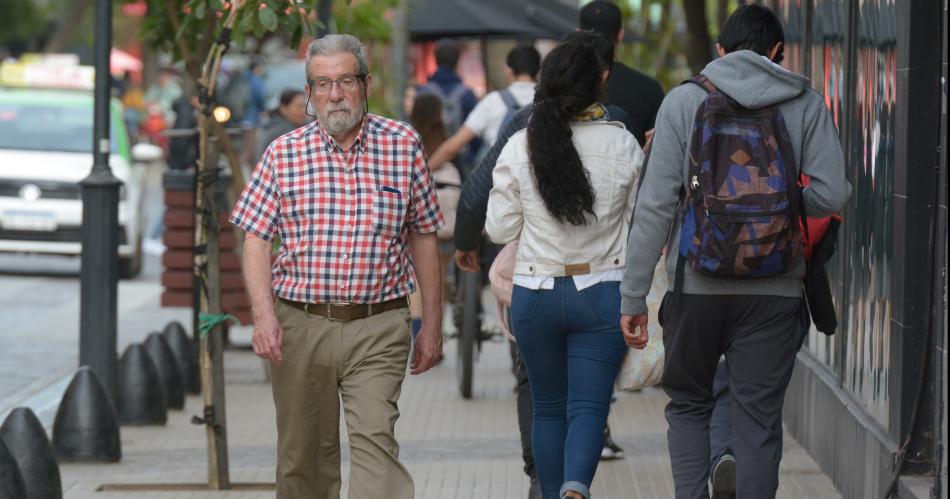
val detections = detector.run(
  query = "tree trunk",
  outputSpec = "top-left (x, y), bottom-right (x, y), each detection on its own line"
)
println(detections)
top-left (44, 0), bottom-right (94, 53)
top-left (682, 0), bottom-right (714, 74)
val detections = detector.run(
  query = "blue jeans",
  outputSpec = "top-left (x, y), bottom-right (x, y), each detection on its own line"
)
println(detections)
top-left (511, 279), bottom-right (628, 499)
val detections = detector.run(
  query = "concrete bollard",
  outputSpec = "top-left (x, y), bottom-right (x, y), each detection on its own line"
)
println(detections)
top-left (51, 367), bottom-right (121, 463)
top-left (0, 437), bottom-right (27, 499)
top-left (162, 321), bottom-right (199, 395)
top-left (0, 407), bottom-right (62, 499)
top-left (143, 332), bottom-right (185, 410)
top-left (117, 344), bottom-right (168, 426)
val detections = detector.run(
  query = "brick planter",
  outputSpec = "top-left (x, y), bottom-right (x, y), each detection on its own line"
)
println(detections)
top-left (160, 170), bottom-right (252, 326)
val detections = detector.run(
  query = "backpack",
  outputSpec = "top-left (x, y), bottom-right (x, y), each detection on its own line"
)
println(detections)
top-left (496, 88), bottom-right (522, 137)
top-left (676, 75), bottom-right (802, 285)
top-left (417, 82), bottom-right (470, 135)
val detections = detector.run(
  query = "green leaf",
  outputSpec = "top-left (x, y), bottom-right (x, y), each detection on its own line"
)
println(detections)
top-left (195, 1), bottom-right (206, 20)
top-left (290, 23), bottom-right (303, 49)
top-left (259, 6), bottom-right (278, 31)
top-left (252, 15), bottom-right (266, 38)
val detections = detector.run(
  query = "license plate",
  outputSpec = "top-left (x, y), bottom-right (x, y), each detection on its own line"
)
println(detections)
top-left (1, 210), bottom-right (58, 231)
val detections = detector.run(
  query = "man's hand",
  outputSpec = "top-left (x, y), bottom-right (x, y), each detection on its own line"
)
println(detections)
top-left (410, 326), bottom-right (443, 374)
top-left (620, 314), bottom-right (649, 349)
top-left (252, 314), bottom-right (284, 364)
top-left (455, 249), bottom-right (480, 272)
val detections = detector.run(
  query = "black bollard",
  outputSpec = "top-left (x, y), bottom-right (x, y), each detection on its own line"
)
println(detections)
top-left (0, 437), bottom-right (27, 499)
top-left (117, 344), bottom-right (167, 425)
top-left (0, 407), bottom-right (62, 499)
top-left (143, 333), bottom-right (185, 410)
top-left (51, 366), bottom-right (121, 463)
top-left (162, 321), bottom-right (199, 395)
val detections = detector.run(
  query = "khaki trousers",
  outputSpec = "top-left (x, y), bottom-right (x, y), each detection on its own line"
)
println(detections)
top-left (271, 300), bottom-right (414, 499)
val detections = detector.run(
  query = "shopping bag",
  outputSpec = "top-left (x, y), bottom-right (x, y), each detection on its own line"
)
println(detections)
top-left (616, 262), bottom-right (666, 391)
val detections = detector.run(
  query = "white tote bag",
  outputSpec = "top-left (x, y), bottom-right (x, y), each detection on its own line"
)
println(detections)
top-left (616, 261), bottom-right (667, 391)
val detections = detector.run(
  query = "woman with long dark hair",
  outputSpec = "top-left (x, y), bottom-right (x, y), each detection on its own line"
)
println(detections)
top-left (486, 33), bottom-right (644, 499)
top-left (409, 94), bottom-right (461, 335)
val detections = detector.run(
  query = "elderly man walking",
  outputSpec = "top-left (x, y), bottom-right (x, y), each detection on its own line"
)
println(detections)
top-left (230, 34), bottom-right (444, 499)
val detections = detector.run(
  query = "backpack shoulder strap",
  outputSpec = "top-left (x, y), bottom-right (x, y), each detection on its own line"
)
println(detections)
top-left (447, 83), bottom-right (470, 103)
top-left (418, 82), bottom-right (447, 100)
top-left (682, 74), bottom-right (718, 94)
top-left (498, 88), bottom-right (520, 110)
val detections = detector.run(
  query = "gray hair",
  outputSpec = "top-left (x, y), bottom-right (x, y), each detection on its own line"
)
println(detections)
top-left (305, 34), bottom-right (369, 82)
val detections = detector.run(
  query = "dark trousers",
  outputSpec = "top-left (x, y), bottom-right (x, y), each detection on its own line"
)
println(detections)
top-left (709, 360), bottom-right (733, 472)
top-left (659, 293), bottom-right (807, 499)
top-left (511, 341), bottom-right (536, 479)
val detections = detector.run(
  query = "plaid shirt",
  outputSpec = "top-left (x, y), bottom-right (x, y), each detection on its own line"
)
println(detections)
top-left (230, 114), bottom-right (444, 304)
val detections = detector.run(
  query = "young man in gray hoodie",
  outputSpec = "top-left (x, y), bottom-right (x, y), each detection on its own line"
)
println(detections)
top-left (619, 5), bottom-right (851, 498)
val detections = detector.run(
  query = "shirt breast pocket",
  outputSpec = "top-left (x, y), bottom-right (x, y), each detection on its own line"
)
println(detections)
top-left (373, 185), bottom-right (407, 238)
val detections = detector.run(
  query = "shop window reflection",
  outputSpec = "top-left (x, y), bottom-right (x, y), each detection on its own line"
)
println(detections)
top-left (842, 0), bottom-right (895, 427)
top-left (804, 0), bottom-right (849, 370)
top-left (775, 0), bottom-right (807, 74)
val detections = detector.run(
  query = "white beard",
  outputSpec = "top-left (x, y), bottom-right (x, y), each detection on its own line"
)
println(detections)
top-left (318, 101), bottom-right (364, 136)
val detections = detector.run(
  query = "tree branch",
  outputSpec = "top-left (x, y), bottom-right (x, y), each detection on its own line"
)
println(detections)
top-left (164, 0), bottom-right (202, 78)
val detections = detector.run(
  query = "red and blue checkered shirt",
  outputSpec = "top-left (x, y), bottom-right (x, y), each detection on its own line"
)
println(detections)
top-left (230, 114), bottom-right (444, 304)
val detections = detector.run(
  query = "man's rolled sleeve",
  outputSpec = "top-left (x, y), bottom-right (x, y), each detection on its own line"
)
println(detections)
top-left (229, 147), bottom-right (280, 241)
top-left (407, 142), bottom-right (445, 234)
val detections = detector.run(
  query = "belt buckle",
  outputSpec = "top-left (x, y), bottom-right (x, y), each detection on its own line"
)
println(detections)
top-left (327, 302), bottom-right (350, 322)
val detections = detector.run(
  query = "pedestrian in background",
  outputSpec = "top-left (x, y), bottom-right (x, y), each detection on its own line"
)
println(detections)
top-left (578, 0), bottom-right (665, 147)
top-left (417, 39), bottom-right (480, 170)
top-left (409, 93), bottom-right (462, 337)
top-left (620, 5), bottom-right (851, 498)
top-left (144, 67), bottom-right (182, 125)
top-left (231, 34), bottom-right (445, 499)
top-left (256, 88), bottom-right (310, 159)
top-left (426, 45), bottom-right (541, 171)
top-left (239, 61), bottom-right (267, 173)
top-left (486, 36), bottom-right (644, 499)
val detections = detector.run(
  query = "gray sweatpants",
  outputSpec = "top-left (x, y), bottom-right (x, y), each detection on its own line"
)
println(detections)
top-left (658, 293), bottom-right (808, 499)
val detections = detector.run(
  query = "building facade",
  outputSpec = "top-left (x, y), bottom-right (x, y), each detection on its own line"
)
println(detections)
top-left (764, 1), bottom-right (947, 497)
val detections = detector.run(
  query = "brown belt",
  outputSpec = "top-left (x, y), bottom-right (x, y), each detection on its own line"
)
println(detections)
top-left (279, 296), bottom-right (408, 322)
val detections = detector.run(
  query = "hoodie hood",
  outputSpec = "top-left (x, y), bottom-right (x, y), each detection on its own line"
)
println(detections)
top-left (700, 50), bottom-right (809, 109)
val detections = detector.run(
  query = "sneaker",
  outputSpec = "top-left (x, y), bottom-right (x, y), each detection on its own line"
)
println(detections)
top-left (600, 425), bottom-right (625, 460)
top-left (710, 453), bottom-right (736, 499)
top-left (528, 477), bottom-right (541, 499)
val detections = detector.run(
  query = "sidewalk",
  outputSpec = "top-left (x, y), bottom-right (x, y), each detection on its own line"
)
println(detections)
top-left (56, 332), bottom-right (842, 499)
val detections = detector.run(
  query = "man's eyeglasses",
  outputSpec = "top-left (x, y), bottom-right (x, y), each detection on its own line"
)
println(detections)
top-left (308, 74), bottom-right (366, 94)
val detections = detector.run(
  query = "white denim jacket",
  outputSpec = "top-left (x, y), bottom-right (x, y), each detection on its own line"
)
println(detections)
top-left (486, 120), bottom-right (644, 280)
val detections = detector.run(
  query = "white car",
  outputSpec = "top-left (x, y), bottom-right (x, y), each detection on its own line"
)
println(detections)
top-left (0, 86), bottom-right (162, 278)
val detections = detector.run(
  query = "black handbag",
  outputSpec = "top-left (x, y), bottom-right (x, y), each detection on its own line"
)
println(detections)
top-left (803, 217), bottom-right (841, 335)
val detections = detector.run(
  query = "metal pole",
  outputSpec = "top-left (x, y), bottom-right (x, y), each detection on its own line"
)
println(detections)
top-left (391, 0), bottom-right (409, 121)
top-left (79, 0), bottom-right (122, 402)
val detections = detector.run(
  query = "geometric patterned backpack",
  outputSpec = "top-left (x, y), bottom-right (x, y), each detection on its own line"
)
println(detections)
top-left (676, 75), bottom-right (802, 287)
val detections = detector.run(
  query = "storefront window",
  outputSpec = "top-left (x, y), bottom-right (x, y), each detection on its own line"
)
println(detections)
top-left (805, 0), bottom-right (849, 370)
top-left (775, 0), bottom-right (808, 75)
top-left (841, 0), bottom-right (896, 426)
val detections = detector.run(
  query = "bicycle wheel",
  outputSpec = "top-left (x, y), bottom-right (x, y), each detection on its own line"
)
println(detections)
top-left (457, 269), bottom-right (480, 399)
